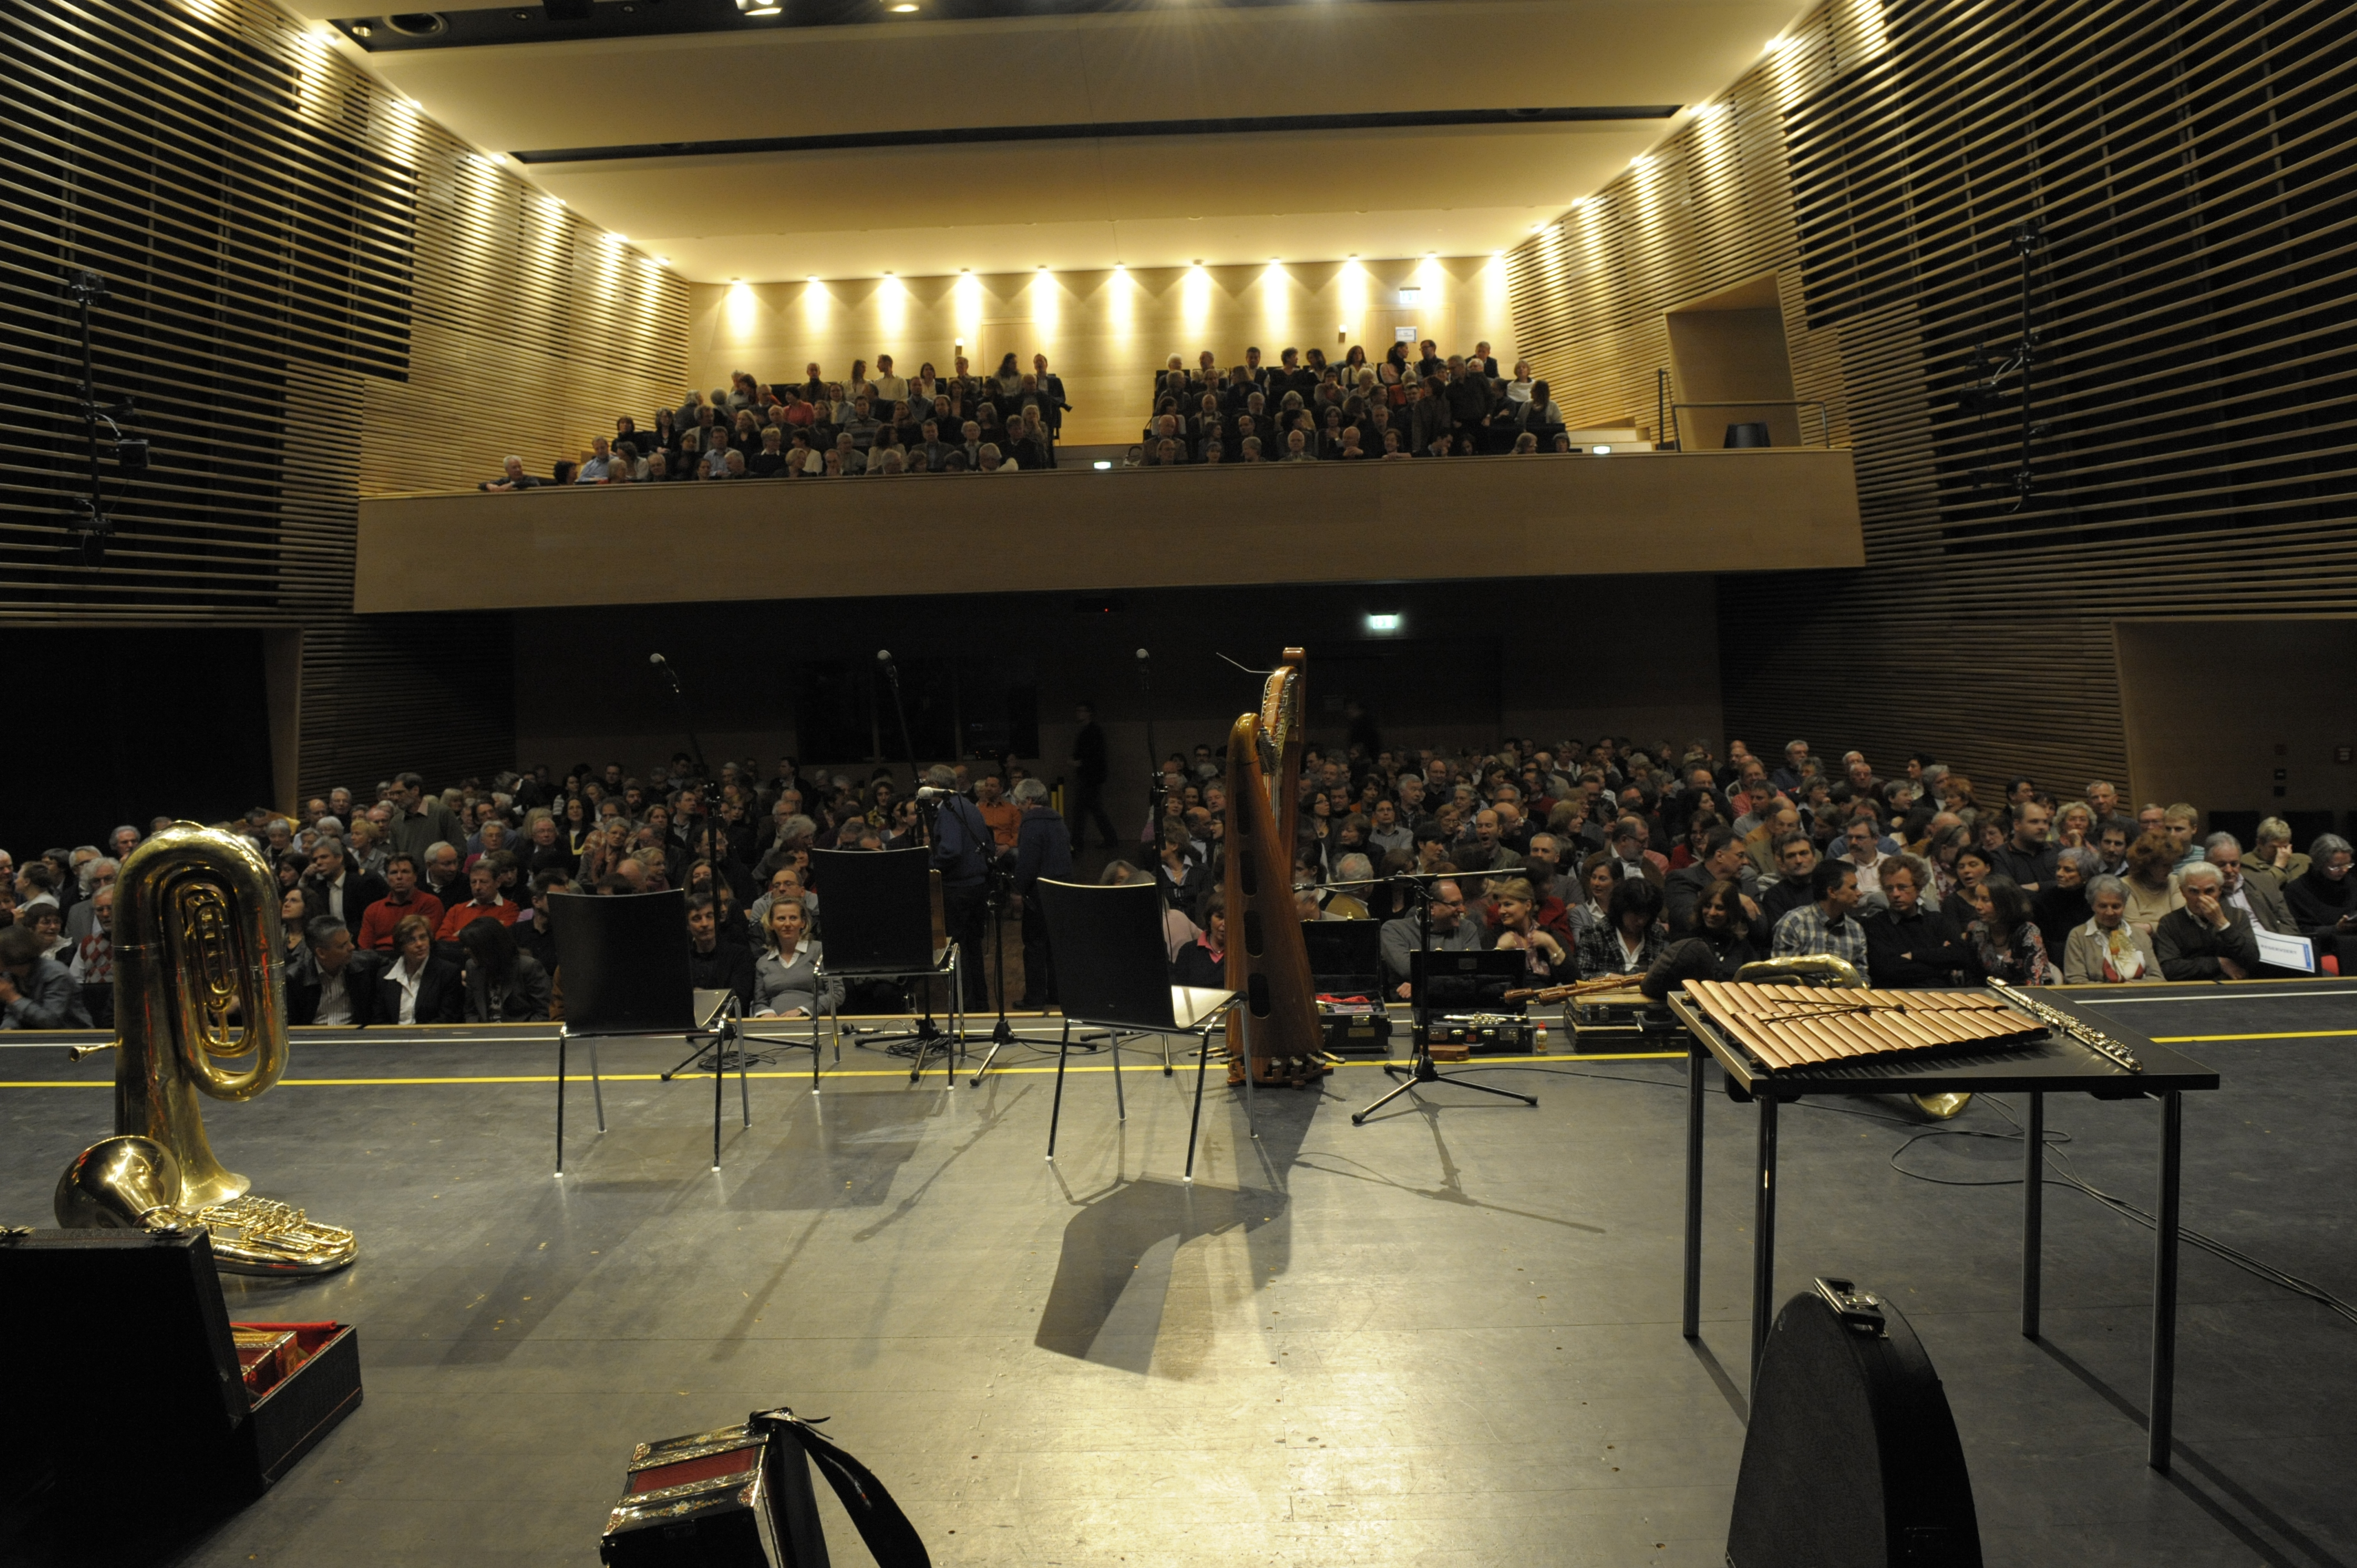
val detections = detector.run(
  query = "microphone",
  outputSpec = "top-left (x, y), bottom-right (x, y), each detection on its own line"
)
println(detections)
top-left (914, 786), bottom-right (958, 801)
top-left (1134, 648), bottom-right (1149, 661)
top-left (876, 649), bottom-right (893, 664)
top-left (649, 652), bottom-right (666, 666)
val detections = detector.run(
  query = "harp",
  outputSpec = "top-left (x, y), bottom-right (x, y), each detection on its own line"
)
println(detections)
top-left (1222, 648), bottom-right (1323, 1084)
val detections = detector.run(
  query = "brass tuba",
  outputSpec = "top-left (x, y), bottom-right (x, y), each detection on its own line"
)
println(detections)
top-left (52, 822), bottom-right (357, 1275)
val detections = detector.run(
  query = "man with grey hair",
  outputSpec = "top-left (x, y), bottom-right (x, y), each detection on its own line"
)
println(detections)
top-left (2205, 832), bottom-right (2297, 937)
top-left (108, 825), bottom-right (140, 860)
top-left (1011, 776), bottom-right (1072, 1008)
top-left (2154, 861), bottom-right (2260, 980)
top-left (64, 858), bottom-right (120, 944)
top-left (478, 455), bottom-right (539, 492)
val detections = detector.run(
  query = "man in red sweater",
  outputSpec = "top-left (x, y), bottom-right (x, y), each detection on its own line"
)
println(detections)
top-left (357, 854), bottom-right (445, 953)
top-left (436, 862), bottom-right (519, 941)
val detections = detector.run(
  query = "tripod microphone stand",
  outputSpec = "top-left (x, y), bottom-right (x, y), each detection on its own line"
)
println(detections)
top-left (649, 653), bottom-right (759, 1090)
top-left (1349, 870), bottom-right (1537, 1125)
top-left (866, 649), bottom-right (958, 1082)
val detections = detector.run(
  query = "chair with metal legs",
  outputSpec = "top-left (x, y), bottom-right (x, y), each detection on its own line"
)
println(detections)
top-left (547, 889), bottom-right (705, 1175)
top-left (1035, 878), bottom-right (1244, 1182)
top-left (809, 849), bottom-right (963, 1087)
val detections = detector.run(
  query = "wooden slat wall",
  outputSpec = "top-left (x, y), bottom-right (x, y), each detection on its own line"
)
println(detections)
top-left (1507, 0), bottom-right (2357, 800)
top-left (0, 0), bottom-right (687, 792)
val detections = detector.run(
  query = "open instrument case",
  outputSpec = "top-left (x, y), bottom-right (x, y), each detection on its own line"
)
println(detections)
top-left (0, 1227), bottom-right (362, 1506)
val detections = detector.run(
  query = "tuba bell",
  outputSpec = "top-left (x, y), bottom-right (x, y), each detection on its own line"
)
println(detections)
top-left (52, 822), bottom-right (357, 1275)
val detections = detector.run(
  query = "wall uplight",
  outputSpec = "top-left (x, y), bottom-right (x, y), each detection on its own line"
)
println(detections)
top-left (1093, 460), bottom-right (1113, 470)
top-left (1363, 612), bottom-right (1403, 635)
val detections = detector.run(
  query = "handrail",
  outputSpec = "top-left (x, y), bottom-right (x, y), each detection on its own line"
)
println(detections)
top-left (1671, 399), bottom-right (1832, 448)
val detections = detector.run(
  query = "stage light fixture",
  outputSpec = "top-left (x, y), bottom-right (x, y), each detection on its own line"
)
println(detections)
top-left (1363, 612), bottom-right (1402, 635)
top-left (1093, 460), bottom-right (1112, 470)
top-left (1594, 444), bottom-right (1613, 454)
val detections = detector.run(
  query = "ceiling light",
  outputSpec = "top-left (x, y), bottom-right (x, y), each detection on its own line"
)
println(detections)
top-left (652, 256), bottom-right (669, 266)
top-left (396, 97), bottom-right (419, 111)
top-left (351, 22), bottom-right (370, 35)
top-left (806, 275), bottom-right (819, 282)
top-left (609, 233), bottom-right (628, 243)
top-left (1764, 37), bottom-right (1787, 50)
top-left (1346, 253), bottom-right (1358, 260)
top-left (959, 267), bottom-right (969, 274)
top-left (546, 197), bottom-right (565, 209)
top-left (1491, 250), bottom-right (1504, 258)
top-left (890, 3), bottom-right (918, 10)
top-left (1631, 155), bottom-right (1655, 168)
top-left (743, 6), bottom-right (780, 13)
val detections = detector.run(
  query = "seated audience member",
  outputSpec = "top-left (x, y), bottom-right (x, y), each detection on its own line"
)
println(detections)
top-left (304, 839), bottom-right (386, 935)
top-left (437, 860), bottom-right (519, 940)
top-left (1376, 876), bottom-right (1480, 1000)
top-left (0, 922), bottom-right (92, 1028)
top-left (2283, 833), bottom-right (2357, 969)
top-left (1172, 887), bottom-right (1231, 989)
top-left (1990, 801), bottom-right (2058, 890)
top-left (2030, 847), bottom-right (2098, 946)
top-left (1567, 853), bottom-right (1618, 940)
top-left (68, 884), bottom-right (114, 1028)
top-left (2119, 831), bottom-right (2184, 936)
top-left (286, 917), bottom-right (385, 1026)
top-left (2063, 875), bottom-right (2157, 983)
top-left (2248, 817), bottom-right (2308, 883)
top-left (2201, 836), bottom-right (2298, 976)
top-left (1771, 860), bottom-right (1869, 969)
top-left (459, 918), bottom-right (550, 1022)
top-left (1491, 875), bottom-right (1572, 981)
top-left (1756, 834), bottom-right (1821, 934)
top-left (2154, 861), bottom-right (2261, 981)
top-left (1666, 828), bottom-right (1754, 934)
top-left (1637, 879), bottom-right (1762, 999)
top-left (479, 456), bottom-right (541, 492)
top-left (1864, 855), bottom-right (1973, 988)
top-left (685, 893), bottom-right (755, 1011)
top-left (518, 870), bottom-right (568, 972)
top-left (1954, 873), bottom-right (2055, 984)
top-left (1573, 875), bottom-right (1666, 982)
top-left (378, 913), bottom-right (464, 1025)
top-left (754, 898), bottom-right (838, 1019)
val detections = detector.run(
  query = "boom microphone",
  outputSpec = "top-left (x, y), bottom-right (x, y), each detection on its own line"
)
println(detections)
top-left (649, 652), bottom-right (666, 665)
top-left (876, 649), bottom-right (893, 663)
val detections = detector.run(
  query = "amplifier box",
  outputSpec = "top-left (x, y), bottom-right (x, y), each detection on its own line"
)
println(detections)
top-left (1320, 1009), bottom-right (1393, 1055)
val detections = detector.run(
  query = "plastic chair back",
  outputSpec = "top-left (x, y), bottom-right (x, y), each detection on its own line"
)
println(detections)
top-left (1037, 878), bottom-right (1180, 1031)
top-left (548, 889), bottom-right (693, 1036)
top-left (810, 848), bottom-right (936, 974)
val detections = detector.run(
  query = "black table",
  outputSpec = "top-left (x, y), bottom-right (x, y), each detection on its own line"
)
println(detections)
top-left (1666, 987), bottom-right (2220, 1472)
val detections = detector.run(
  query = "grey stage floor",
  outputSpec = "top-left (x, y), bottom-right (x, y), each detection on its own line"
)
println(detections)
top-left (3, 983), bottom-right (2355, 1566)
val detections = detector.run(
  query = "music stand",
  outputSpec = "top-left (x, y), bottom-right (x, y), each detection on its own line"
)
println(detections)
top-left (809, 848), bottom-right (963, 1086)
top-left (1036, 878), bottom-right (1242, 1181)
top-left (549, 890), bottom-right (749, 1174)
top-left (1350, 874), bottom-right (1537, 1124)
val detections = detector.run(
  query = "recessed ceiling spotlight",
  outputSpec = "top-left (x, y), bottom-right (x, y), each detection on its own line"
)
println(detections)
top-left (1191, 259), bottom-right (1203, 266)
top-left (1529, 222), bottom-right (1545, 232)
top-left (652, 256), bottom-right (669, 266)
top-left (351, 22), bottom-right (371, 36)
top-left (1346, 252), bottom-right (1358, 260)
top-left (1631, 155), bottom-right (1655, 167)
top-left (744, 6), bottom-right (780, 14)
top-left (959, 267), bottom-right (969, 274)
top-left (546, 197), bottom-right (565, 208)
top-left (890, 3), bottom-right (918, 10)
top-left (1764, 36), bottom-right (1787, 50)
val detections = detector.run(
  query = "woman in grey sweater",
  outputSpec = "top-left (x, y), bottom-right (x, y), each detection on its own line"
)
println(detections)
top-left (754, 898), bottom-right (840, 1019)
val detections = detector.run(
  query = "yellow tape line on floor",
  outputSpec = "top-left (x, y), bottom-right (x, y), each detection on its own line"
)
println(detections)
top-left (0, 1050), bottom-right (1685, 1089)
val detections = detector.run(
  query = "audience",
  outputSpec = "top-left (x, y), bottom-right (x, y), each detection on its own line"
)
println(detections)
top-left (467, 336), bottom-right (1606, 491)
top-left (12, 736), bottom-right (2355, 1034)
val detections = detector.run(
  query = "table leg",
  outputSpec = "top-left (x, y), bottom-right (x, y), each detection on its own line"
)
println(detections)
top-left (1751, 1092), bottom-right (1779, 1386)
top-left (2023, 1089), bottom-right (2044, 1339)
top-left (2149, 1090), bottom-right (2183, 1472)
top-left (1684, 1039), bottom-right (1705, 1339)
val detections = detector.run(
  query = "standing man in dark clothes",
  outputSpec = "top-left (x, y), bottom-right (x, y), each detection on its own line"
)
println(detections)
top-left (1010, 777), bottom-right (1073, 1007)
top-left (925, 764), bottom-right (996, 1008)
top-left (1068, 703), bottom-right (1119, 850)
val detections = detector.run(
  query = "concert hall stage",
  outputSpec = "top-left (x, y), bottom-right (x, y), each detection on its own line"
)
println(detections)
top-left (3, 983), bottom-right (2354, 1567)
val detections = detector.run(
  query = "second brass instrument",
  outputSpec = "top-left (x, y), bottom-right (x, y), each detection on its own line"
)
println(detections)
top-left (51, 822), bottom-right (356, 1276)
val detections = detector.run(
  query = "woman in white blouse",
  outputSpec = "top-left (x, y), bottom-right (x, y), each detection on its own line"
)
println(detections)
top-left (754, 898), bottom-right (841, 1019)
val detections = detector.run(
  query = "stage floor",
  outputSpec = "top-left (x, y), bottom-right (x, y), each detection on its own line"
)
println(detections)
top-left (4, 982), bottom-right (2355, 1567)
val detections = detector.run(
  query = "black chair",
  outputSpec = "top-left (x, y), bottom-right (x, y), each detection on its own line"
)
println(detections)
top-left (1036, 878), bottom-right (1243, 1182)
top-left (548, 889), bottom-right (747, 1174)
top-left (809, 848), bottom-right (963, 1086)
top-left (1725, 421), bottom-right (1771, 447)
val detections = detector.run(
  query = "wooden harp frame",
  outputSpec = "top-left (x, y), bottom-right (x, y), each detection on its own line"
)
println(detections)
top-left (1222, 648), bottom-right (1321, 1071)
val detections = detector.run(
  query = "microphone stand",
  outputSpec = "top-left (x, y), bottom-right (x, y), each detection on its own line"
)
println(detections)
top-left (651, 656), bottom-right (749, 1097)
top-left (1338, 869), bottom-right (1538, 1125)
top-left (1138, 648), bottom-right (1161, 850)
top-left (873, 652), bottom-right (954, 1081)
